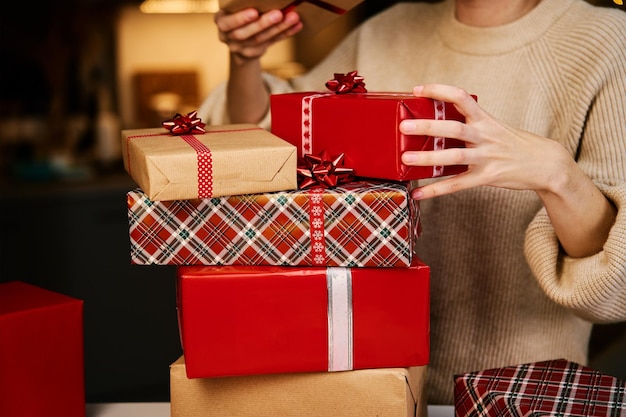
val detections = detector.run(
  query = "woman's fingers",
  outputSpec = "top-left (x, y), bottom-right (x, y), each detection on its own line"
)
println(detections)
top-left (413, 84), bottom-right (482, 122)
top-left (399, 118), bottom-right (478, 145)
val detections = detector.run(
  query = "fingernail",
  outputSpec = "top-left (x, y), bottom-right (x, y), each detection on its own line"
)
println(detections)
top-left (399, 120), bottom-right (414, 134)
top-left (267, 10), bottom-right (282, 23)
top-left (402, 152), bottom-right (417, 164)
top-left (411, 189), bottom-right (424, 200)
top-left (413, 85), bottom-right (424, 95)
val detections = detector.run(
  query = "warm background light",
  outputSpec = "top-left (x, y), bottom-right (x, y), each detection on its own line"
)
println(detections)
top-left (140, 0), bottom-right (220, 14)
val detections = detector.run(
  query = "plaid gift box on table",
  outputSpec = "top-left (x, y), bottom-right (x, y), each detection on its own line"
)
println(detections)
top-left (454, 358), bottom-right (626, 417)
top-left (127, 180), bottom-right (419, 267)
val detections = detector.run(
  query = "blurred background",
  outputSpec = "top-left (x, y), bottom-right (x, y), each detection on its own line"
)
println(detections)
top-left (0, 0), bottom-right (624, 403)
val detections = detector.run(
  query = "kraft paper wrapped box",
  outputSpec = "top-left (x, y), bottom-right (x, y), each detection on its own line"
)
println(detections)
top-left (219, 0), bottom-right (364, 37)
top-left (176, 262), bottom-right (429, 378)
top-left (170, 356), bottom-right (428, 417)
top-left (270, 83), bottom-right (471, 181)
top-left (454, 359), bottom-right (626, 417)
top-left (0, 281), bottom-right (85, 417)
top-left (127, 180), bottom-right (419, 267)
top-left (122, 122), bottom-right (297, 201)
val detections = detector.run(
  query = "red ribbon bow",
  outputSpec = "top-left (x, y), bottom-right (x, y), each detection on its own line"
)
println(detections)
top-left (297, 150), bottom-right (354, 189)
top-left (162, 110), bottom-right (206, 135)
top-left (325, 70), bottom-right (367, 94)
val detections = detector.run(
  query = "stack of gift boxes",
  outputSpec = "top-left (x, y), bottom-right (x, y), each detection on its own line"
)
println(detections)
top-left (122, 71), bottom-right (626, 416)
top-left (122, 72), bottom-right (469, 417)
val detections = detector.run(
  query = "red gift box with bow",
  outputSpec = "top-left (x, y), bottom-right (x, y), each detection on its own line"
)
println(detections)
top-left (176, 261), bottom-right (430, 378)
top-left (454, 359), bottom-right (626, 417)
top-left (0, 281), bottom-right (84, 417)
top-left (270, 71), bottom-right (471, 181)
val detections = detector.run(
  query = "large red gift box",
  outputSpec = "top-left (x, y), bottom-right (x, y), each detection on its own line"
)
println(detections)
top-left (270, 91), bottom-right (469, 181)
top-left (127, 180), bottom-right (419, 267)
top-left (177, 261), bottom-right (430, 378)
top-left (0, 281), bottom-right (85, 417)
top-left (454, 358), bottom-right (626, 417)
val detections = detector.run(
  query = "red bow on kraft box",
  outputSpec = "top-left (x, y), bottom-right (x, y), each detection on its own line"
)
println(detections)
top-left (271, 71), bottom-right (473, 182)
top-left (218, 0), bottom-right (364, 36)
top-left (121, 114), bottom-right (297, 201)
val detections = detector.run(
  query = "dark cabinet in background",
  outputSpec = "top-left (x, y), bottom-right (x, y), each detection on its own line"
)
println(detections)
top-left (0, 174), bottom-right (181, 402)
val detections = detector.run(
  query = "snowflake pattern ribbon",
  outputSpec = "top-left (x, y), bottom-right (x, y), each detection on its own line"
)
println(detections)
top-left (162, 110), bottom-right (206, 135)
top-left (325, 70), bottom-right (367, 94)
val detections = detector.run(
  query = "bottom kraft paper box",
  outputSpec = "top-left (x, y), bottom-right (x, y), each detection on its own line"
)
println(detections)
top-left (170, 356), bottom-right (428, 417)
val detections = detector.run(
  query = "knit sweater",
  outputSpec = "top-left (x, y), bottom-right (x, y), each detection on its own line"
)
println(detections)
top-left (198, 0), bottom-right (626, 404)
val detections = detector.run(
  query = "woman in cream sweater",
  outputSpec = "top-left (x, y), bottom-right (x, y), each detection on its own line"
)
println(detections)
top-left (200, 0), bottom-right (626, 404)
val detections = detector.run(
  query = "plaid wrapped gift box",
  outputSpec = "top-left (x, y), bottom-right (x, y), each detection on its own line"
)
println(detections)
top-left (454, 359), bottom-right (626, 417)
top-left (218, 0), bottom-right (364, 37)
top-left (127, 180), bottom-right (419, 267)
top-left (270, 91), bottom-right (470, 181)
top-left (177, 262), bottom-right (430, 378)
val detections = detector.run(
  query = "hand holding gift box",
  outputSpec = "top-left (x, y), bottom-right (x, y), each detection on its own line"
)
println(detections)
top-left (218, 0), bottom-right (364, 37)
top-left (271, 71), bottom-right (474, 181)
top-left (122, 112), bottom-right (297, 201)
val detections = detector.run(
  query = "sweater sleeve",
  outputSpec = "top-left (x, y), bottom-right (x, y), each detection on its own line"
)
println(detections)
top-left (524, 9), bottom-right (626, 323)
top-left (525, 183), bottom-right (626, 323)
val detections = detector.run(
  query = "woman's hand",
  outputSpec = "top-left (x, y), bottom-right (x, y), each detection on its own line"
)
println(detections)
top-left (215, 8), bottom-right (301, 124)
top-left (400, 83), bottom-right (616, 258)
top-left (400, 84), bottom-right (571, 200)
top-left (215, 8), bottom-right (303, 63)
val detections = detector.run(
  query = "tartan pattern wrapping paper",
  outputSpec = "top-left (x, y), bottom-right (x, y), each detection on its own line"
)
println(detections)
top-left (127, 180), bottom-right (419, 267)
top-left (454, 359), bottom-right (626, 417)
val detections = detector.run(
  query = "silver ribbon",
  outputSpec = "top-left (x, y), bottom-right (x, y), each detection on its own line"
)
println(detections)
top-left (326, 267), bottom-right (353, 371)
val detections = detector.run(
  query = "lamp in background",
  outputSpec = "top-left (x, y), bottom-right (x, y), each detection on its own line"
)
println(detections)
top-left (140, 0), bottom-right (219, 13)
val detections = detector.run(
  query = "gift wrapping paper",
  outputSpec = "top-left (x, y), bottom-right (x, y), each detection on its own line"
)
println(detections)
top-left (177, 261), bottom-right (430, 378)
top-left (0, 281), bottom-right (85, 417)
top-left (122, 123), bottom-right (297, 201)
top-left (170, 356), bottom-right (428, 417)
top-left (218, 0), bottom-right (364, 36)
top-left (454, 358), bottom-right (626, 417)
top-left (271, 92), bottom-right (469, 181)
top-left (127, 180), bottom-right (419, 267)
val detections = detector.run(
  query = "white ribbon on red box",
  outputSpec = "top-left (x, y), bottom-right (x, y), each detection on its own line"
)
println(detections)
top-left (326, 267), bottom-right (353, 371)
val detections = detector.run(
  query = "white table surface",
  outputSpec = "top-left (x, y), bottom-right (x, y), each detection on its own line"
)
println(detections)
top-left (86, 403), bottom-right (454, 416)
